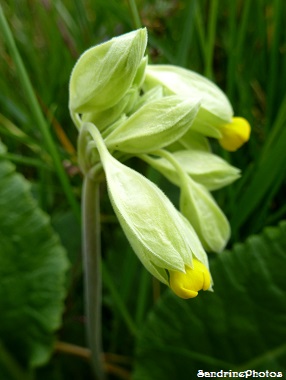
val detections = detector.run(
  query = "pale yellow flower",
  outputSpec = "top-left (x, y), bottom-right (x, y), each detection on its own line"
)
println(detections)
top-left (169, 259), bottom-right (211, 299)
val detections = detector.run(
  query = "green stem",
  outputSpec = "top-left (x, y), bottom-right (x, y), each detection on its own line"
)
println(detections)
top-left (127, 0), bottom-right (142, 29)
top-left (82, 176), bottom-right (105, 380)
top-left (0, 5), bottom-right (80, 223)
top-left (150, 149), bottom-right (186, 183)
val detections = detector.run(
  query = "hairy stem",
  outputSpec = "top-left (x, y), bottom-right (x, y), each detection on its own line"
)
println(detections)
top-left (82, 176), bottom-right (105, 380)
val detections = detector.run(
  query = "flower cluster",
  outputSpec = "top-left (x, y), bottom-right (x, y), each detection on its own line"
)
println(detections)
top-left (69, 28), bottom-right (250, 299)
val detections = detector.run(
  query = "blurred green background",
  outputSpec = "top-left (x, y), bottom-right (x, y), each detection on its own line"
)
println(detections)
top-left (0, 1), bottom-right (286, 379)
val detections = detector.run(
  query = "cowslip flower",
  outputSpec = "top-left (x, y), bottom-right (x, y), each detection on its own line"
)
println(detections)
top-left (69, 28), bottom-right (147, 128)
top-left (81, 122), bottom-right (212, 298)
top-left (152, 149), bottom-right (230, 252)
top-left (144, 64), bottom-right (251, 151)
top-left (70, 27), bottom-right (252, 300)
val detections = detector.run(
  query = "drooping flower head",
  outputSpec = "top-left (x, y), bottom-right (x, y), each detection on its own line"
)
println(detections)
top-left (69, 28), bottom-right (251, 299)
top-left (80, 122), bottom-right (212, 298)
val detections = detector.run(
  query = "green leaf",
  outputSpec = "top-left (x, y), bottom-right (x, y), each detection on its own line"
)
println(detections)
top-left (0, 142), bottom-right (69, 370)
top-left (133, 222), bottom-right (286, 379)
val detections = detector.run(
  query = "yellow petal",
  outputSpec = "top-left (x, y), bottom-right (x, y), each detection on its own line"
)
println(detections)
top-left (219, 117), bottom-right (251, 151)
top-left (169, 259), bottom-right (211, 299)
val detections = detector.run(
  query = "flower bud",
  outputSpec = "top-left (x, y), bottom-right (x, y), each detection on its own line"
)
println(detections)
top-left (151, 150), bottom-right (230, 252)
top-left (180, 176), bottom-right (230, 252)
top-left (144, 65), bottom-right (251, 150)
top-left (219, 117), bottom-right (251, 151)
top-left (83, 123), bottom-right (211, 287)
top-left (69, 28), bottom-right (147, 115)
top-left (144, 64), bottom-right (233, 124)
top-left (169, 260), bottom-right (211, 299)
top-left (104, 96), bottom-right (200, 153)
top-left (141, 150), bottom-right (240, 191)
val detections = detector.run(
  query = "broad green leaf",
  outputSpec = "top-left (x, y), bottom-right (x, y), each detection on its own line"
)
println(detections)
top-left (133, 222), bottom-right (286, 379)
top-left (0, 142), bottom-right (69, 370)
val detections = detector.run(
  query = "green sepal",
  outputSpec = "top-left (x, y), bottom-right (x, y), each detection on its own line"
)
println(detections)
top-left (69, 28), bottom-right (147, 115)
top-left (82, 88), bottom-right (139, 132)
top-left (141, 150), bottom-right (240, 191)
top-left (105, 96), bottom-right (200, 153)
top-left (180, 175), bottom-right (231, 253)
top-left (133, 56), bottom-right (148, 88)
top-left (132, 85), bottom-right (164, 113)
top-left (179, 129), bottom-right (211, 151)
top-left (144, 64), bottom-right (233, 123)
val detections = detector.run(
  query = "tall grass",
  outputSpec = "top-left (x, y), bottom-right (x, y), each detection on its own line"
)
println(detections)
top-left (1, 0), bottom-right (285, 378)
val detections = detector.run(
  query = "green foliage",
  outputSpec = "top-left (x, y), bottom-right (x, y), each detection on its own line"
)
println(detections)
top-left (133, 222), bottom-right (286, 378)
top-left (0, 0), bottom-right (286, 378)
top-left (0, 142), bottom-right (69, 373)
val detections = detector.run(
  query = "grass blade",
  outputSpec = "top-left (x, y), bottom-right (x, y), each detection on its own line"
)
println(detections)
top-left (0, 5), bottom-right (80, 222)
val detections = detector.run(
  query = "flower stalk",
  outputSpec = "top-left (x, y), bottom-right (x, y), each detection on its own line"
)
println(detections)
top-left (82, 176), bottom-right (105, 380)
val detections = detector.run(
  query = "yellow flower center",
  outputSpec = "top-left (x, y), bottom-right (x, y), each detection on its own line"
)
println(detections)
top-left (169, 259), bottom-right (211, 299)
top-left (219, 117), bottom-right (251, 151)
